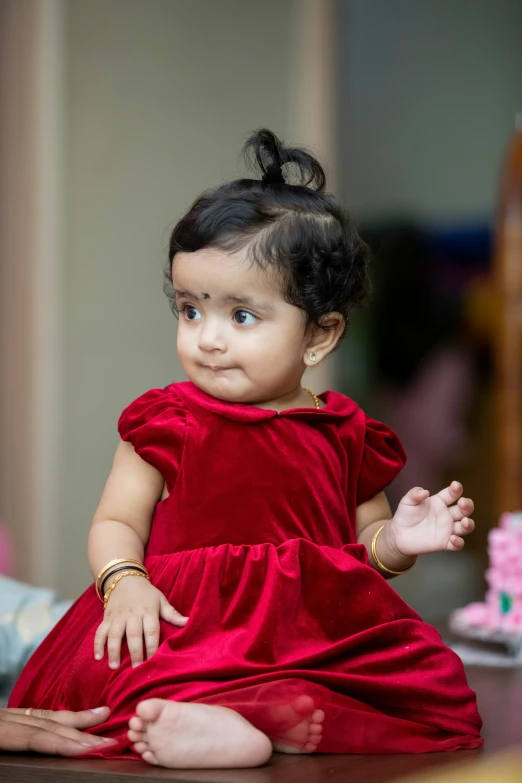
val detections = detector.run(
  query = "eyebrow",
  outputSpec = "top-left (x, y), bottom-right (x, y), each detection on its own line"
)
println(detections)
top-left (174, 290), bottom-right (274, 312)
top-left (221, 295), bottom-right (274, 312)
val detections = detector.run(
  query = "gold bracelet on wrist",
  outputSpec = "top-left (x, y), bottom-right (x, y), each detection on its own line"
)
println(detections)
top-left (103, 570), bottom-right (150, 608)
top-left (95, 558), bottom-right (147, 601)
top-left (100, 563), bottom-right (148, 596)
top-left (371, 525), bottom-right (415, 576)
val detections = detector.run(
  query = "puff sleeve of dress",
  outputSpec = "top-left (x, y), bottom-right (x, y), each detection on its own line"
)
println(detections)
top-left (118, 386), bottom-right (187, 489)
top-left (356, 414), bottom-right (406, 506)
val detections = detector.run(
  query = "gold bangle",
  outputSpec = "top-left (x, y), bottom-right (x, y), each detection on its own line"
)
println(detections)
top-left (100, 563), bottom-right (148, 597)
top-left (371, 525), bottom-right (415, 576)
top-left (103, 570), bottom-right (150, 608)
top-left (95, 558), bottom-right (147, 601)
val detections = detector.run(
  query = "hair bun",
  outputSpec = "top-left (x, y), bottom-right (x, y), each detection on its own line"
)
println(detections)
top-left (244, 128), bottom-right (326, 191)
top-left (262, 162), bottom-right (286, 186)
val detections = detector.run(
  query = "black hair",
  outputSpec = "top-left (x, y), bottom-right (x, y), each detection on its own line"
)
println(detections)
top-left (165, 129), bottom-right (370, 337)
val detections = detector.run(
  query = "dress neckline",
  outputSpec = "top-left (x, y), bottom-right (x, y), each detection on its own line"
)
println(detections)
top-left (173, 381), bottom-right (359, 423)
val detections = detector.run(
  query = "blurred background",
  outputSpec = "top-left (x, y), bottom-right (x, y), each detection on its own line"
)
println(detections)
top-left (0, 0), bottom-right (521, 623)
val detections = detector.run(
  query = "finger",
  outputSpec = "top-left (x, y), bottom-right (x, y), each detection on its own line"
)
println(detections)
top-left (94, 621), bottom-right (111, 661)
top-left (159, 600), bottom-right (188, 627)
top-left (28, 728), bottom-right (99, 755)
top-left (0, 723), bottom-right (84, 755)
top-left (43, 707), bottom-right (111, 729)
top-left (143, 613), bottom-right (160, 660)
top-left (449, 504), bottom-right (465, 522)
top-left (450, 497), bottom-right (474, 522)
top-left (454, 518), bottom-right (475, 537)
top-left (27, 727), bottom-right (115, 756)
top-left (1, 712), bottom-right (115, 746)
top-left (0, 710), bottom-right (63, 725)
top-left (125, 616), bottom-right (145, 668)
top-left (107, 617), bottom-right (127, 669)
top-left (458, 496), bottom-right (474, 516)
top-left (437, 481), bottom-right (463, 507)
top-left (401, 487), bottom-right (430, 506)
top-left (447, 534), bottom-right (465, 551)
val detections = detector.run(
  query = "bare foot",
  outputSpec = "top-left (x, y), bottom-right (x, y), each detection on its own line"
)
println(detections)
top-left (128, 699), bottom-right (272, 769)
top-left (270, 695), bottom-right (324, 754)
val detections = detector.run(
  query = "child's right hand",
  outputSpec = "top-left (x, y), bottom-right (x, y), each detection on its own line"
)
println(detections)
top-left (94, 577), bottom-right (188, 669)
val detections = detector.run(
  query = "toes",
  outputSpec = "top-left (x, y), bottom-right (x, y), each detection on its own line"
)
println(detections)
top-left (127, 729), bottom-right (145, 743)
top-left (306, 721), bottom-right (323, 751)
top-left (292, 695), bottom-right (315, 717)
top-left (128, 715), bottom-right (144, 732)
top-left (311, 708), bottom-right (325, 724)
top-left (133, 740), bottom-right (150, 755)
top-left (136, 698), bottom-right (166, 723)
top-left (142, 749), bottom-right (159, 765)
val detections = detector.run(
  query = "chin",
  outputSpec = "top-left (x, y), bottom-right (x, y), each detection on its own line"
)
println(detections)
top-left (190, 374), bottom-right (246, 403)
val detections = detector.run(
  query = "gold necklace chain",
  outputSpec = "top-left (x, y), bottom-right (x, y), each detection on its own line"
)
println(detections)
top-left (303, 387), bottom-right (320, 409)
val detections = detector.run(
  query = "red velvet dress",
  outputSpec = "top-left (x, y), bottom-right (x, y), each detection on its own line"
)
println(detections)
top-left (9, 382), bottom-right (482, 755)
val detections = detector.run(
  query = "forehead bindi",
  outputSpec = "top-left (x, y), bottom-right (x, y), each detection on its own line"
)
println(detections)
top-left (172, 249), bottom-right (283, 309)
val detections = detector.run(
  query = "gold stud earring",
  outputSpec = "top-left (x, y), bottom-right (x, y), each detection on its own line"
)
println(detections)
top-left (309, 352), bottom-right (316, 363)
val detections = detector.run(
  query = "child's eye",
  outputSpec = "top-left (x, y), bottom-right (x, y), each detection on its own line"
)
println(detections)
top-left (182, 305), bottom-right (201, 321)
top-left (233, 310), bottom-right (258, 326)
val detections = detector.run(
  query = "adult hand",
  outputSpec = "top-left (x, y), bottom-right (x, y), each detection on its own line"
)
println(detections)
top-left (0, 706), bottom-right (117, 755)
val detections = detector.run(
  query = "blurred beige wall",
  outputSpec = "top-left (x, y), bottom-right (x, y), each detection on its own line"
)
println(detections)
top-left (339, 0), bottom-right (522, 220)
top-left (0, 0), bottom-right (337, 597)
top-left (59, 0), bottom-right (297, 596)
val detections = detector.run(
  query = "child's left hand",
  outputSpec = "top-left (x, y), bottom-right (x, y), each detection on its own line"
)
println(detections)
top-left (388, 481), bottom-right (475, 557)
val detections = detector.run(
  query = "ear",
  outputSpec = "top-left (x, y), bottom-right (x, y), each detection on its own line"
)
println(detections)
top-left (304, 313), bottom-right (345, 366)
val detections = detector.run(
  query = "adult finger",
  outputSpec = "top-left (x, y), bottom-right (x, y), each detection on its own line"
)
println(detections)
top-left (0, 713), bottom-right (115, 747)
top-left (125, 615), bottom-right (145, 667)
top-left (0, 722), bottom-right (89, 754)
top-left (143, 612), bottom-right (160, 660)
top-left (40, 706), bottom-right (110, 729)
top-left (26, 726), bottom-right (114, 756)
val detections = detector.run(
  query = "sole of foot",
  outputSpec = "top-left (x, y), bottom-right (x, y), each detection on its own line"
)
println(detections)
top-left (128, 699), bottom-right (272, 769)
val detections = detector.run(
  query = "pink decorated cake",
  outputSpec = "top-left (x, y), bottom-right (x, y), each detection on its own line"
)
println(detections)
top-left (450, 511), bottom-right (522, 652)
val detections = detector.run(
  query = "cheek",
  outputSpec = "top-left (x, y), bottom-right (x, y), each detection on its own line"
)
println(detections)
top-left (176, 324), bottom-right (192, 354)
top-left (242, 327), bottom-right (303, 368)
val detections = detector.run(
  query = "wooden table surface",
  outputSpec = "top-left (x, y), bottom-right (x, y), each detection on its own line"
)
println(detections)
top-left (1, 666), bottom-right (521, 783)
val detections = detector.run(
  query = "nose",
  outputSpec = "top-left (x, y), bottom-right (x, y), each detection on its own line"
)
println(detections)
top-left (197, 318), bottom-right (226, 353)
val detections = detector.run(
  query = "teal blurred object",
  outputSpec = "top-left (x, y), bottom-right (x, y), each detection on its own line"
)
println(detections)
top-left (0, 576), bottom-right (72, 704)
